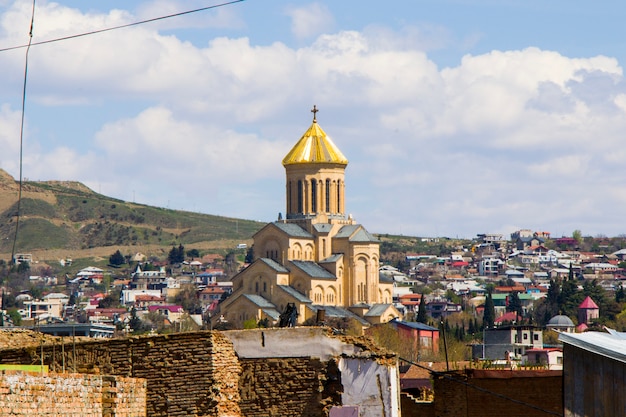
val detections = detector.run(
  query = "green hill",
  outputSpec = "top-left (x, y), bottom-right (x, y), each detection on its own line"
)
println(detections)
top-left (0, 169), bottom-right (264, 256)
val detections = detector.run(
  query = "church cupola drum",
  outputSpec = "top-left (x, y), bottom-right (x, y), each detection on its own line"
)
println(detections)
top-left (282, 106), bottom-right (349, 221)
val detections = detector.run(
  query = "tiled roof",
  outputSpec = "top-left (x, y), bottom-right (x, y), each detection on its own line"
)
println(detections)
top-left (579, 296), bottom-right (599, 309)
top-left (334, 225), bottom-right (379, 242)
top-left (290, 260), bottom-right (336, 279)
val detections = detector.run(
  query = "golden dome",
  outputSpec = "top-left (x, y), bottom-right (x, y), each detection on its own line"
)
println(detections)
top-left (282, 107), bottom-right (348, 166)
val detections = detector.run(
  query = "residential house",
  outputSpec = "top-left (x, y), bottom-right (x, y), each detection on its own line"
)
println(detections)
top-left (521, 348), bottom-right (563, 370)
top-left (386, 318), bottom-right (439, 355)
top-left (473, 325), bottom-right (543, 361)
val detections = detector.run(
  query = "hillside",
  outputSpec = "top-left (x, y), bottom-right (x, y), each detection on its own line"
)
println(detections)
top-left (0, 169), bottom-right (264, 261)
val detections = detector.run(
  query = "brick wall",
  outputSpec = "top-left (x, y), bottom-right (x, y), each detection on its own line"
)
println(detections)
top-left (0, 370), bottom-right (146, 416)
top-left (402, 369), bottom-right (562, 417)
top-left (0, 331), bottom-right (242, 417)
top-left (0, 330), bottom-right (369, 417)
top-left (239, 357), bottom-right (342, 417)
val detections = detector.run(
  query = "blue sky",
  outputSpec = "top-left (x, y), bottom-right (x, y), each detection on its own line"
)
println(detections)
top-left (1, 0), bottom-right (626, 239)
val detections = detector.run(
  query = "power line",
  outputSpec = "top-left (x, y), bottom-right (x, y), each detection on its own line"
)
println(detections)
top-left (10, 0), bottom-right (35, 264)
top-left (0, 0), bottom-right (246, 53)
top-left (6, 0), bottom-right (247, 261)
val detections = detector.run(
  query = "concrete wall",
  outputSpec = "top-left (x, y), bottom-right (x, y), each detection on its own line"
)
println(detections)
top-left (0, 370), bottom-right (146, 416)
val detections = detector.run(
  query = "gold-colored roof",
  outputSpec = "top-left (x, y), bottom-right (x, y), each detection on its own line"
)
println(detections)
top-left (282, 120), bottom-right (348, 166)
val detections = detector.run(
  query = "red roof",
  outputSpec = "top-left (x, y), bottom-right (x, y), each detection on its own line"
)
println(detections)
top-left (495, 311), bottom-right (522, 324)
top-left (579, 296), bottom-right (599, 309)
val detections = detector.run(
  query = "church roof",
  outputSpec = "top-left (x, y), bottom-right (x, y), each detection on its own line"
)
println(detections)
top-left (308, 305), bottom-right (370, 326)
top-left (259, 258), bottom-right (290, 273)
top-left (334, 225), bottom-right (379, 243)
top-left (313, 223), bottom-right (333, 234)
top-left (242, 294), bottom-right (276, 309)
top-left (365, 303), bottom-right (394, 317)
top-left (579, 296), bottom-right (599, 309)
top-left (278, 285), bottom-right (312, 303)
top-left (320, 254), bottom-right (343, 263)
top-left (547, 315), bottom-right (575, 328)
top-left (282, 119), bottom-right (348, 166)
top-left (290, 260), bottom-right (336, 280)
top-left (270, 222), bottom-right (314, 238)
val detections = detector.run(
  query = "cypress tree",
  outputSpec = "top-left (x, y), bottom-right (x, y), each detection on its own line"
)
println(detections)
top-left (484, 290), bottom-right (495, 329)
top-left (416, 293), bottom-right (428, 324)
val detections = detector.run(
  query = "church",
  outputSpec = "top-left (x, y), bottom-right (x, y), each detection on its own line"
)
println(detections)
top-left (216, 107), bottom-right (401, 329)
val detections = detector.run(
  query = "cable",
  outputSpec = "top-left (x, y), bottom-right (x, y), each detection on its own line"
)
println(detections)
top-left (10, 0), bottom-right (35, 265)
top-left (0, 0), bottom-right (246, 53)
top-left (5, 0), bottom-right (247, 262)
top-left (399, 357), bottom-right (561, 416)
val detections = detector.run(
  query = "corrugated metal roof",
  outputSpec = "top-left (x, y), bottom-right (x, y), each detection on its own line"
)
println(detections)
top-left (290, 260), bottom-right (336, 279)
top-left (390, 318), bottom-right (439, 331)
top-left (559, 330), bottom-right (626, 364)
top-left (278, 285), bottom-right (312, 303)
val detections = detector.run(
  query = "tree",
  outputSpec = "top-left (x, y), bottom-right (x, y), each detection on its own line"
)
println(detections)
top-left (168, 244), bottom-right (185, 264)
top-left (416, 293), bottom-right (428, 324)
top-left (572, 230), bottom-right (583, 244)
top-left (186, 248), bottom-right (200, 259)
top-left (174, 284), bottom-right (202, 314)
top-left (109, 250), bottom-right (125, 266)
top-left (483, 290), bottom-right (495, 329)
top-left (506, 291), bottom-right (523, 319)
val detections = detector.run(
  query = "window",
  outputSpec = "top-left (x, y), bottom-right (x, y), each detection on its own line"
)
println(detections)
top-left (534, 334), bottom-right (539, 341)
top-left (297, 180), bottom-right (303, 213)
top-left (523, 333), bottom-right (528, 340)
top-left (325, 179), bottom-right (330, 212)
top-left (311, 180), bottom-right (317, 212)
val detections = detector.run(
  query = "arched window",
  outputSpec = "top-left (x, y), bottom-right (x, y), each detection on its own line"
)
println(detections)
top-left (325, 179), bottom-right (330, 212)
top-left (311, 180), bottom-right (317, 212)
top-left (297, 180), bottom-right (303, 213)
top-left (337, 180), bottom-right (341, 213)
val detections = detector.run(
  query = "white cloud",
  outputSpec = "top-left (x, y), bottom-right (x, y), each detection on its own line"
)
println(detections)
top-left (285, 3), bottom-right (333, 40)
top-left (1, 1), bottom-right (626, 237)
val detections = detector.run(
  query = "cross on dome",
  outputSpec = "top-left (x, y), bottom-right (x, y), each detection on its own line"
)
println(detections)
top-left (311, 105), bottom-right (318, 122)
